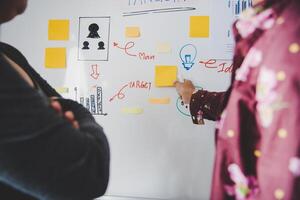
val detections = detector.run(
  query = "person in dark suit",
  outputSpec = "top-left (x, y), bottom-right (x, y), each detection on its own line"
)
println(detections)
top-left (0, 0), bottom-right (110, 199)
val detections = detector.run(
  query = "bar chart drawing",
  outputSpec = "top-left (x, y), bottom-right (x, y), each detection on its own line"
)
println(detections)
top-left (230, 0), bottom-right (252, 16)
top-left (79, 86), bottom-right (108, 116)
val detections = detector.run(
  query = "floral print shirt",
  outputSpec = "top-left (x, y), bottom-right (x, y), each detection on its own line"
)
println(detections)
top-left (190, 0), bottom-right (300, 199)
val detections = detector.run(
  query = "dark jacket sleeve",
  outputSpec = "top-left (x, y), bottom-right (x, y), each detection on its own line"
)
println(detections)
top-left (189, 90), bottom-right (228, 123)
top-left (0, 57), bottom-right (110, 200)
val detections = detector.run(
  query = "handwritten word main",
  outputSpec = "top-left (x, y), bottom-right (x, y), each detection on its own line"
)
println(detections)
top-left (114, 41), bottom-right (155, 61)
top-left (139, 52), bottom-right (155, 61)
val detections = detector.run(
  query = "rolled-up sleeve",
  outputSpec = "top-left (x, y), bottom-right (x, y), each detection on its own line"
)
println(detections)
top-left (189, 90), bottom-right (227, 124)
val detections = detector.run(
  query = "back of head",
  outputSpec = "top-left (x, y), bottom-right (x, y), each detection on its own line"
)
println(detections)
top-left (0, 0), bottom-right (28, 24)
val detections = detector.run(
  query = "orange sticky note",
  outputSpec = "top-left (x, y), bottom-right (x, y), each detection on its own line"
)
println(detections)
top-left (45, 48), bottom-right (66, 68)
top-left (122, 107), bottom-right (144, 114)
top-left (55, 87), bottom-right (69, 94)
top-left (156, 43), bottom-right (171, 53)
top-left (155, 65), bottom-right (177, 87)
top-left (189, 16), bottom-right (210, 38)
top-left (48, 19), bottom-right (70, 40)
top-left (125, 27), bottom-right (140, 38)
top-left (149, 97), bottom-right (171, 104)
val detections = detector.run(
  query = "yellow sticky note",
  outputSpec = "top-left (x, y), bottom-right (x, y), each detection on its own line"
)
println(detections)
top-left (48, 19), bottom-right (70, 40)
top-left (122, 107), bottom-right (144, 114)
top-left (45, 48), bottom-right (66, 68)
top-left (125, 27), bottom-right (140, 38)
top-left (155, 65), bottom-right (177, 87)
top-left (55, 87), bottom-right (69, 94)
top-left (156, 43), bottom-right (171, 53)
top-left (189, 16), bottom-right (210, 38)
top-left (149, 97), bottom-right (171, 104)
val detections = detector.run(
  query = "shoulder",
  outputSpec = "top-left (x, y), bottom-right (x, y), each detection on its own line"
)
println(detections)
top-left (0, 42), bottom-right (29, 67)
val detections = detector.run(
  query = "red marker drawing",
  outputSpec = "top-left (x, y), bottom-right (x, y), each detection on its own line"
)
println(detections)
top-left (199, 59), bottom-right (218, 68)
top-left (113, 41), bottom-right (137, 57)
top-left (109, 84), bottom-right (129, 102)
top-left (90, 64), bottom-right (100, 80)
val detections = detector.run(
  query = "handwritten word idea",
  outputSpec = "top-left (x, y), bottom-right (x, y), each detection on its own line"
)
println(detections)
top-left (199, 59), bottom-right (233, 74)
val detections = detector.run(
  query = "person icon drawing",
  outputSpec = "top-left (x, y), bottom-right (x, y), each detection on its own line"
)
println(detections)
top-left (82, 41), bottom-right (90, 50)
top-left (98, 41), bottom-right (105, 50)
top-left (87, 23), bottom-right (100, 38)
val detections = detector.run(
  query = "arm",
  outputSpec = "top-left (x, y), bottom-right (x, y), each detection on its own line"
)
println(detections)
top-left (189, 90), bottom-right (228, 123)
top-left (175, 80), bottom-right (230, 124)
top-left (0, 58), bottom-right (109, 199)
top-left (54, 98), bottom-right (101, 128)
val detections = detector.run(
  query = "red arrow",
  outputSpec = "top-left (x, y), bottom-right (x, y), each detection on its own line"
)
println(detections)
top-left (113, 41), bottom-right (137, 57)
top-left (90, 64), bottom-right (100, 80)
top-left (109, 84), bottom-right (129, 102)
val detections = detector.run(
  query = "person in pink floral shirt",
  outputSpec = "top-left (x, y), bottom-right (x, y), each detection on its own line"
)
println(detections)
top-left (175, 0), bottom-right (300, 199)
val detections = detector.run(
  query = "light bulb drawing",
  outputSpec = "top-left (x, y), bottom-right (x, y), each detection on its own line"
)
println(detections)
top-left (179, 44), bottom-right (197, 71)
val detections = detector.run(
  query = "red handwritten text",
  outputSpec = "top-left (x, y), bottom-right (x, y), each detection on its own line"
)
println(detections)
top-left (199, 59), bottom-right (233, 73)
top-left (138, 52), bottom-right (155, 61)
top-left (114, 41), bottom-right (155, 61)
top-left (129, 80), bottom-right (151, 90)
top-left (109, 84), bottom-right (128, 102)
top-left (109, 80), bottom-right (152, 102)
top-left (114, 41), bottom-right (137, 57)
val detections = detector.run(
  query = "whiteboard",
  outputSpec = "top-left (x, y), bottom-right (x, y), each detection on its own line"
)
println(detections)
top-left (1, 0), bottom-right (246, 199)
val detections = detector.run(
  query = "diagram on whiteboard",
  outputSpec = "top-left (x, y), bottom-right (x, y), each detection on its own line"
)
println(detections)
top-left (229, 0), bottom-right (253, 16)
top-left (75, 86), bottom-right (108, 116)
top-left (179, 44), bottom-right (197, 71)
top-left (211, 0), bottom-right (253, 59)
top-left (78, 17), bottom-right (111, 61)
